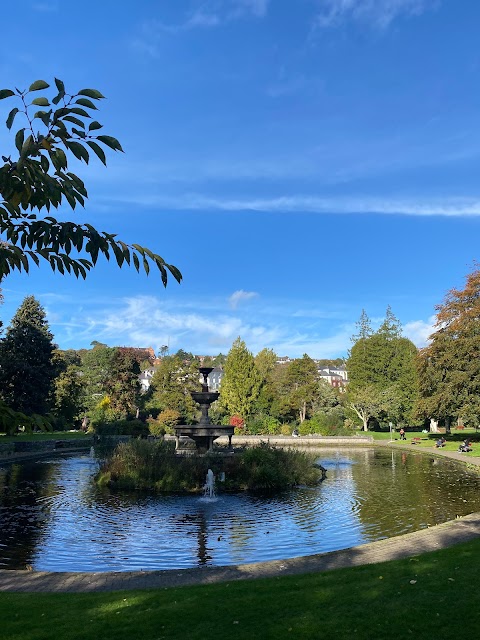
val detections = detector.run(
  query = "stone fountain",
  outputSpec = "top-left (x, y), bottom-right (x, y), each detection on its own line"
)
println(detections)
top-left (174, 367), bottom-right (234, 454)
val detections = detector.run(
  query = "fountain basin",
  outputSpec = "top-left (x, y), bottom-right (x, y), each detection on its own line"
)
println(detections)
top-left (191, 391), bottom-right (220, 405)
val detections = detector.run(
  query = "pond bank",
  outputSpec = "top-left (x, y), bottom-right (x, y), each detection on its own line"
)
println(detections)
top-left (0, 510), bottom-right (478, 593)
top-left (0, 438), bottom-right (94, 463)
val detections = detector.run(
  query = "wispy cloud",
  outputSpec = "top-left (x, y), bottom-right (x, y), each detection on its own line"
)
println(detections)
top-left (229, 289), bottom-right (259, 309)
top-left (313, 0), bottom-right (437, 30)
top-left (36, 293), bottom-right (357, 358)
top-left (31, 2), bottom-right (58, 11)
top-left (132, 0), bottom-right (269, 55)
top-left (104, 191), bottom-right (480, 217)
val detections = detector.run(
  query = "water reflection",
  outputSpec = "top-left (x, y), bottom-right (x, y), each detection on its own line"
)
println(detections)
top-left (0, 449), bottom-right (479, 572)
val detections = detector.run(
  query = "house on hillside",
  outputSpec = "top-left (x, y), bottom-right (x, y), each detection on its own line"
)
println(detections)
top-left (205, 366), bottom-right (224, 391)
top-left (139, 367), bottom-right (157, 393)
top-left (318, 365), bottom-right (348, 390)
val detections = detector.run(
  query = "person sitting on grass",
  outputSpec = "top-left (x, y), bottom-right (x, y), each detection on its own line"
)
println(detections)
top-left (458, 438), bottom-right (473, 453)
top-left (435, 437), bottom-right (446, 448)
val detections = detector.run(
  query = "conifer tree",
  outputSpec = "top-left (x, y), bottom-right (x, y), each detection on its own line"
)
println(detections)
top-left (0, 295), bottom-right (56, 415)
top-left (221, 337), bottom-right (261, 420)
top-left (347, 306), bottom-right (419, 426)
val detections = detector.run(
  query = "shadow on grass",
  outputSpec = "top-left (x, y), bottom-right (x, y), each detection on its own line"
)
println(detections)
top-left (1, 534), bottom-right (480, 640)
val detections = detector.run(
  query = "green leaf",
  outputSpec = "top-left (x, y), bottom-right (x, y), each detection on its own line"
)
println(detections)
top-left (143, 256), bottom-right (150, 276)
top-left (6, 107), bottom-right (19, 130)
top-left (86, 140), bottom-right (107, 165)
top-left (31, 97), bottom-right (50, 106)
top-left (0, 88), bottom-right (15, 100)
top-left (69, 107), bottom-right (90, 118)
top-left (33, 110), bottom-right (52, 127)
top-left (20, 134), bottom-right (34, 160)
top-left (97, 135), bottom-right (123, 152)
top-left (28, 80), bottom-right (50, 92)
top-left (88, 121), bottom-right (103, 131)
top-left (78, 88), bottom-right (105, 99)
top-left (54, 78), bottom-right (65, 93)
top-left (133, 253), bottom-right (140, 272)
top-left (40, 155), bottom-right (50, 172)
top-left (75, 97), bottom-right (98, 110)
top-left (72, 127), bottom-right (86, 138)
top-left (63, 115), bottom-right (85, 128)
top-left (66, 141), bottom-right (89, 163)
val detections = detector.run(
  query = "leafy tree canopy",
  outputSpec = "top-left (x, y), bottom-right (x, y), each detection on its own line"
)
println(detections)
top-left (0, 79), bottom-right (181, 285)
top-left (417, 267), bottom-right (480, 426)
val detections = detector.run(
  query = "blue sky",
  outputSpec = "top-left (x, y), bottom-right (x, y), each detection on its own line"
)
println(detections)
top-left (1, 0), bottom-right (480, 358)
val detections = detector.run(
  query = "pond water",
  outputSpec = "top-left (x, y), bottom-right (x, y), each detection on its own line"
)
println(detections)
top-left (0, 448), bottom-right (479, 572)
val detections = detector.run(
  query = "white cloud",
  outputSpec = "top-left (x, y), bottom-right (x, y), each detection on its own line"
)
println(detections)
top-left (38, 293), bottom-right (357, 358)
top-left (314, 0), bottom-right (436, 30)
top-left (228, 289), bottom-right (259, 309)
top-left (31, 2), bottom-right (58, 11)
top-left (132, 0), bottom-right (269, 53)
top-left (403, 315), bottom-right (436, 347)
top-left (104, 191), bottom-right (480, 217)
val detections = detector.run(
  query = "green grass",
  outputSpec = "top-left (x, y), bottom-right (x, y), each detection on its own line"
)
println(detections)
top-left (0, 431), bottom-right (89, 443)
top-left (0, 537), bottom-right (479, 639)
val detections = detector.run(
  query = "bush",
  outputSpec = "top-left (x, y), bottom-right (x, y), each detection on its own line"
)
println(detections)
top-left (95, 419), bottom-right (149, 437)
top-left (149, 409), bottom-right (181, 436)
top-left (246, 414), bottom-right (281, 435)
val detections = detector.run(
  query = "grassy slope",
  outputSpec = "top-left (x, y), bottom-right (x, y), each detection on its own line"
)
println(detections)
top-left (1, 538), bottom-right (479, 640)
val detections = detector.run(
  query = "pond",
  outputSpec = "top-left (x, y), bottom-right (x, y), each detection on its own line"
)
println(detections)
top-left (0, 448), bottom-right (479, 572)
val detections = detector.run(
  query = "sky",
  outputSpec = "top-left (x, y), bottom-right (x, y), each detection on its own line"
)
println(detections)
top-left (1, 0), bottom-right (480, 358)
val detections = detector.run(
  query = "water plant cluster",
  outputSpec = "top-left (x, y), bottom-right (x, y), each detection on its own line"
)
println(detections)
top-left (96, 439), bottom-right (324, 492)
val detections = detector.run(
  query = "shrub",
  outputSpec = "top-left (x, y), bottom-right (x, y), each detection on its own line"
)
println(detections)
top-left (95, 419), bottom-right (149, 437)
top-left (149, 409), bottom-right (181, 436)
top-left (246, 414), bottom-right (281, 435)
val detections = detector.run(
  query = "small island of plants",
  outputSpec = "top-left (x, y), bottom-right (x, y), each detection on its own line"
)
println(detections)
top-left (95, 439), bottom-right (325, 493)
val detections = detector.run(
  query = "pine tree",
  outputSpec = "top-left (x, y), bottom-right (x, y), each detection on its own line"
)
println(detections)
top-left (221, 337), bottom-right (261, 420)
top-left (350, 309), bottom-right (373, 343)
top-left (0, 295), bottom-right (56, 415)
top-left (347, 306), bottom-right (418, 426)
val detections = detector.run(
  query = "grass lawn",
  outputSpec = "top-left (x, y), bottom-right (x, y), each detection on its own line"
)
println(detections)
top-left (0, 431), bottom-right (89, 443)
top-left (1, 538), bottom-right (479, 640)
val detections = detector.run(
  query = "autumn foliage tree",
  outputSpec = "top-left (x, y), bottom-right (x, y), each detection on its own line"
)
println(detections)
top-left (417, 267), bottom-right (480, 430)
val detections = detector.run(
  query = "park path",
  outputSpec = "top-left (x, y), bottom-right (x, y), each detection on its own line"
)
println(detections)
top-left (0, 443), bottom-right (479, 593)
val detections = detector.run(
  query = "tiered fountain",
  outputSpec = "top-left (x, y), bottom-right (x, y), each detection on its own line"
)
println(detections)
top-left (174, 367), bottom-right (234, 454)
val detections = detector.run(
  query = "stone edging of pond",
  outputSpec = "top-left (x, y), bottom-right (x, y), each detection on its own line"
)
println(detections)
top-left (0, 439), bottom-right (94, 464)
top-left (0, 511), bottom-right (478, 593)
top-left (0, 440), bottom-right (479, 593)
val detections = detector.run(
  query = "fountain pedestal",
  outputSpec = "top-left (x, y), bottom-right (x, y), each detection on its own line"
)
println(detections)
top-left (174, 367), bottom-right (234, 454)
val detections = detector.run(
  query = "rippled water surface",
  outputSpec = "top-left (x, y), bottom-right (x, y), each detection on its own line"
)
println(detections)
top-left (1, 448), bottom-right (479, 571)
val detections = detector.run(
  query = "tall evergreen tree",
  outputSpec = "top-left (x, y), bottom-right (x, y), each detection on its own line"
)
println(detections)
top-left (347, 307), bottom-right (419, 427)
top-left (0, 295), bottom-right (56, 415)
top-left (350, 309), bottom-right (373, 343)
top-left (221, 337), bottom-right (261, 420)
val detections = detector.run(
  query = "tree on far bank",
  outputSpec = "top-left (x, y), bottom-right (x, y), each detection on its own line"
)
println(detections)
top-left (347, 306), bottom-right (419, 427)
top-left (145, 355), bottom-right (199, 423)
top-left (220, 338), bottom-right (261, 421)
top-left (0, 295), bottom-right (56, 418)
top-left (417, 267), bottom-right (480, 431)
